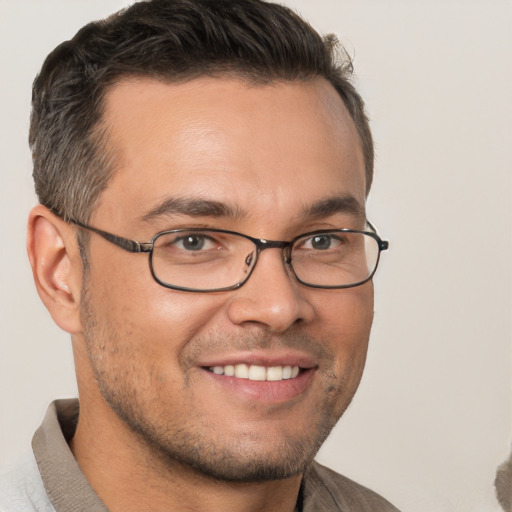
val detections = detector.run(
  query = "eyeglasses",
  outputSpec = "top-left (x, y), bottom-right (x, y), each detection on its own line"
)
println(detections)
top-left (68, 218), bottom-right (389, 292)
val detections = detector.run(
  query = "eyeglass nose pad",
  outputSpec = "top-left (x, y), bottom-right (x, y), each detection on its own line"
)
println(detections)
top-left (243, 252), bottom-right (255, 274)
top-left (283, 246), bottom-right (292, 266)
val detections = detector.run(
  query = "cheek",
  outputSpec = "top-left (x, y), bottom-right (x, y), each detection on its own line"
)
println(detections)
top-left (87, 255), bottom-right (230, 359)
top-left (311, 283), bottom-right (374, 372)
top-left (311, 282), bottom-right (374, 335)
top-left (81, 273), bottom-right (232, 410)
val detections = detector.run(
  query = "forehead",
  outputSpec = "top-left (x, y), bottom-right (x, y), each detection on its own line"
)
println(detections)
top-left (96, 77), bottom-right (366, 229)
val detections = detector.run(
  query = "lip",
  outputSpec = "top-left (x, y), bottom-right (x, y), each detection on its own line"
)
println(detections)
top-left (196, 349), bottom-right (318, 369)
top-left (195, 349), bottom-right (318, 405)
top-left (200, 366), bottom-right (316, 404)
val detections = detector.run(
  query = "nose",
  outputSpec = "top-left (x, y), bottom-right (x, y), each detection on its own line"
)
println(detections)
top-left (226, 248), bottom-right (315, 332)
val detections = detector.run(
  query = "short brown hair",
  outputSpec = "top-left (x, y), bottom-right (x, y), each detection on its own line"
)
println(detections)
top-left (30, 0), bottom-right (374, 224)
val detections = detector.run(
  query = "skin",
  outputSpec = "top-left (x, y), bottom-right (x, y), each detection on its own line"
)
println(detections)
top-left (28, 76), bottom-right (374, 512)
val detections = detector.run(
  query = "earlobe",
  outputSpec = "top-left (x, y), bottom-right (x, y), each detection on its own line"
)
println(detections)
top-left (27, 205), bottom-right (83, 334)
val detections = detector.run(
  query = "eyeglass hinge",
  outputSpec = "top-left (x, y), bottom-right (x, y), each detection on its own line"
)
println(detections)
top-left (137, 242), bottom-right (153, 252)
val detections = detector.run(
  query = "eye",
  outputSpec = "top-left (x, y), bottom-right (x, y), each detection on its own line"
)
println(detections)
top-left (301, 233), bottom-right (342, 251)
top-left (173, 233), bottom-right (217, 251)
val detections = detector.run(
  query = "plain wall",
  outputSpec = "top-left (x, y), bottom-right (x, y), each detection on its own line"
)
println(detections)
top-left (1, 1), bottom-right (511, 511)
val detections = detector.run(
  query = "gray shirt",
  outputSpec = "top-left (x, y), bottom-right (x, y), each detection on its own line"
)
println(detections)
top-left (0, 400), bottom-right (399, 511)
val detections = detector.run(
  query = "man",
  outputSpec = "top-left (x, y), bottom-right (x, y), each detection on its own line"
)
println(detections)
top-left (0, 0), bottom-right (395, 510)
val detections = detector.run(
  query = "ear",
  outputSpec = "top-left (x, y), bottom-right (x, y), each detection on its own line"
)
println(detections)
top-left (27, 205), bottom-right (84, 334)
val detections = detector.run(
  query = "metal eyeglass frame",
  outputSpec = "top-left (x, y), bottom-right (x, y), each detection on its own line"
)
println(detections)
top-left (64, 215), bottom-right (389, 292)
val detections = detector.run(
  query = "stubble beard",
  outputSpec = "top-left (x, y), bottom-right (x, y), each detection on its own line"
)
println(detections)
top-left (79, 283), bottom-right (365, 483)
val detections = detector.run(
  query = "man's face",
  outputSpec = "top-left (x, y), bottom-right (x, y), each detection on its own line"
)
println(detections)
top-left (77, 77), bottom-right (373, 481)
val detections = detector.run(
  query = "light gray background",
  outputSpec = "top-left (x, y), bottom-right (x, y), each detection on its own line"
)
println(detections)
top-left (1, 1), bottom-right (511, 511)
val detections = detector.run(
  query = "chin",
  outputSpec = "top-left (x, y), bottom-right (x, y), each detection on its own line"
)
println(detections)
top-left (155, 433), bottom-right (327, 483)
top-left (115, 399), bottom-right (341, 483)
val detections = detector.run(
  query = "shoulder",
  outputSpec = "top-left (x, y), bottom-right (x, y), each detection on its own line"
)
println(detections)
top-left (0, 452), bottom-right (55, 512)
top-left (303, 461), bottom-right (400, 512)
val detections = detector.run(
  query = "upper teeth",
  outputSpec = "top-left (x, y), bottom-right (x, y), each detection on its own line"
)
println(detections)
top-left (209, 364), bottom-right (300, 381)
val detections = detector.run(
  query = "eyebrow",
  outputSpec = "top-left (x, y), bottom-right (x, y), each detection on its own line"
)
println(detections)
top-left (141, 193), bottom-right (364, 224)
top-left (141, 196), bottom-right (244, 222)
top-left (302, 195), bottom-right (365, 220)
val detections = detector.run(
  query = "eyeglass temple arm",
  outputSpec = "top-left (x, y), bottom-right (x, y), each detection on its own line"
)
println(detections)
top-left (70, 219), bottom-right (153, 253)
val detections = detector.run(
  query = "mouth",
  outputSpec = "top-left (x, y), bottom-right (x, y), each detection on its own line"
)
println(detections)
top-left (200, 362), bottom-right (315, 404)
top-left (197, 351), bottom-right (317, 404)
top-left (205, 364), bottom-right (301, 382)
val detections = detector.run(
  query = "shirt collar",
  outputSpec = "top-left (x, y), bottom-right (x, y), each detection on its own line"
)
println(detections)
top-left (32, 399), bottom-right (109, 512)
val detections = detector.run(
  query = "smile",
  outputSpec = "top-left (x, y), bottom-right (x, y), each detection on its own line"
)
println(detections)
top-left (207, 364), bottom-right (301, 381)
